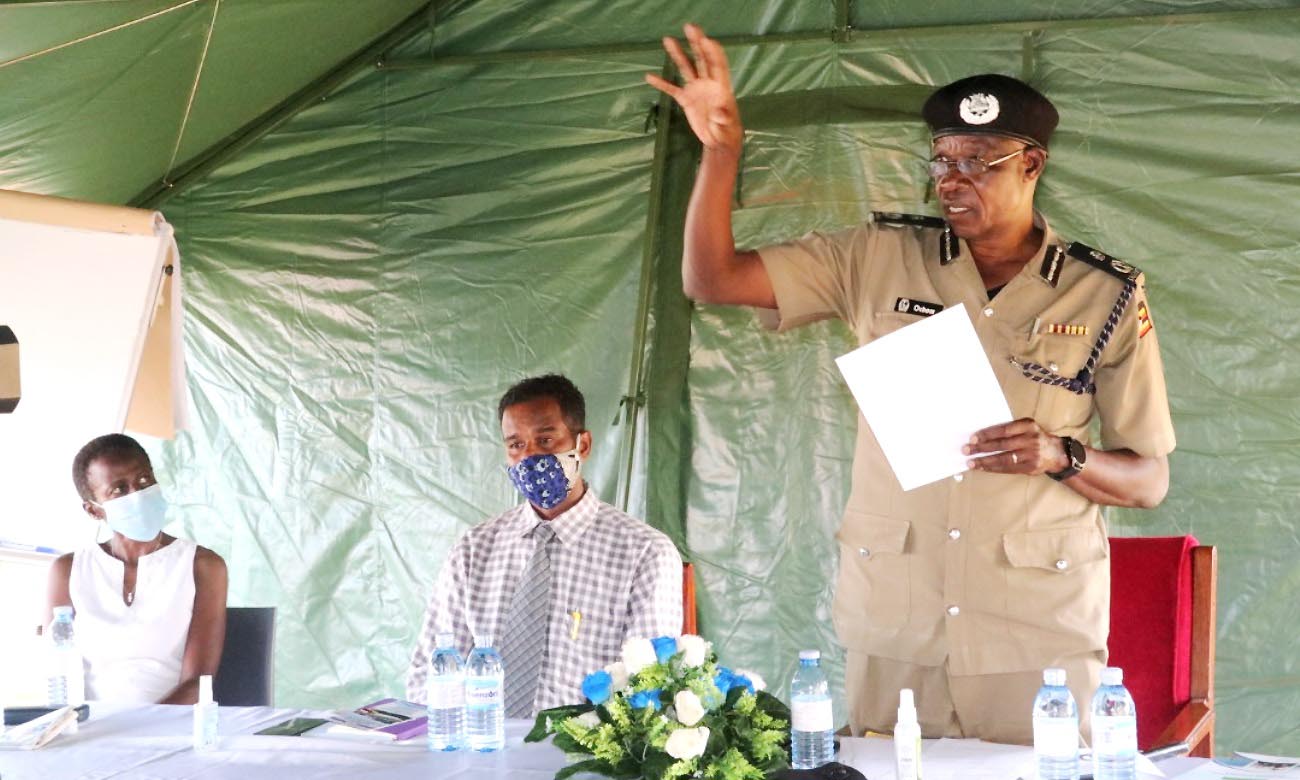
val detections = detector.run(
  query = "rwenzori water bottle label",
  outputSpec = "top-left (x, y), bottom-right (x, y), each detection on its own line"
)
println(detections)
top-left (466, 682), bottom-right (501, 706)
top-left (1094, 715), bottom-right (1137, 752)
top-left (1033, 718), bottom-right (1078, 757)
top-left (430, 677), bottom-right (465, 709)
top-left (791, 699), bottom-right (833, 732)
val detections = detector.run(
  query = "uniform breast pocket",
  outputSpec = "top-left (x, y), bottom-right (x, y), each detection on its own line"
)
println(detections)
top-left (1013, 336), bottom-right (1096, 429)
top-left (833, 512), bottom-right (911, 635)
top-left (868, 311), bottom-right (925, 340)
top-left (566, 595), bottom-right (624, 653)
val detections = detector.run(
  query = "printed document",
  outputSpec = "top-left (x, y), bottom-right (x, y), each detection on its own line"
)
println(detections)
top-left (835, 305), bottom-right (1012, 491)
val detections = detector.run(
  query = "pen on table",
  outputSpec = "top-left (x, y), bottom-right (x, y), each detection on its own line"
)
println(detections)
top-left (569, 610), bottom-right (582, 640)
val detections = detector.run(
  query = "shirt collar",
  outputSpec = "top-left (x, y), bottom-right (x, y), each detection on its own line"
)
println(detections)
top-left (513, 485), bottom-right (600, 545)
top-left (951, 210), bottom-right (1063, 286)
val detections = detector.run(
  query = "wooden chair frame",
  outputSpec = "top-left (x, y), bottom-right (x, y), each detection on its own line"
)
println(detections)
top-left (1154, 545), bottom-right (1216, 757)
top-left (682, 562), bottom-right (697, 636)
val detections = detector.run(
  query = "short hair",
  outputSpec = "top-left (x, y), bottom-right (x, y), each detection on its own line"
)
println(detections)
top-left (72, 433), bottom-right (151, 502)
top-left (497, 374), bottom-right (586, 432)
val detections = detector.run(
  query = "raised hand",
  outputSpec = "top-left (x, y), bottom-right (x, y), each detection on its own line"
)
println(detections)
top-left (645, 24), bottom-right (743, 153)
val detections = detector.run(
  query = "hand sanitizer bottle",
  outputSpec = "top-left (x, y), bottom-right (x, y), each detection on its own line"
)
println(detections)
top-left (894, 688), bottom-right (922, 780)
top-left (193, 674), bottom-right (219, 752)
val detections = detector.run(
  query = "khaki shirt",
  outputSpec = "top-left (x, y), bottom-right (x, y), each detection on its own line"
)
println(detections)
top-left (757, 214), bottom-right (1176, 676)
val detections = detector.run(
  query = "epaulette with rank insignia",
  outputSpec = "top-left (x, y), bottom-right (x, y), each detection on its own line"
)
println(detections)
top-left (1065, 242), bottom-right (1141, 283)
top-left (871, 211), bottom-right (960, 265)
top-left (1016, 241), bottom-right (1143, 397)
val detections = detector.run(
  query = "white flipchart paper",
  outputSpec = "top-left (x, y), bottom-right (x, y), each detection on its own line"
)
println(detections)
top-left (834, 304), bottom-right (1013, 491)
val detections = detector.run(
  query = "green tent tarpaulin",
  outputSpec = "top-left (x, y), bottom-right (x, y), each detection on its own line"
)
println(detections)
top-left (3, 0), bottom-right (1298, 754)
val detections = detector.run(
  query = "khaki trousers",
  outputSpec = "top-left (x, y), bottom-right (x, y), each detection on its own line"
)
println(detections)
top-left (844, 651), bottom-right (1105, 745)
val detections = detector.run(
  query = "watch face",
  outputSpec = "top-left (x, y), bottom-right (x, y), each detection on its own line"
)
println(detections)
top-left (1049, 437), bottom-right (1084, 481)
top-left (1066, 437), bottom-right (1086, 469)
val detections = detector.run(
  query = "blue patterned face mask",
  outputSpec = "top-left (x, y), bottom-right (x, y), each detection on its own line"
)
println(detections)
top-left (506, 447), bottom-right (582, 510)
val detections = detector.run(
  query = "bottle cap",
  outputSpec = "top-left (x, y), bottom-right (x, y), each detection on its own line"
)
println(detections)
top-left (199, 674), bottom-right (214, 704)
top-left (435, 632), bottom-right (455, 650)
top-left (53, 605), bottom-right (74, 620)
top-left (897, 688), bottom-right (917, 723)
top-left (798, 649), bottom-right (820, 661)
top-left (474, 635), bottom-right (494, 650)
top-left (1042, 667), bottom-right (1067, 686)
top-left (1101, 666), bottom-right (1123, 686)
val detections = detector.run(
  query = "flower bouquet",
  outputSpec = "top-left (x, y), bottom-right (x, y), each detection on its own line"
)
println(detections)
top-left (525, 634), bottom-right (791, 780)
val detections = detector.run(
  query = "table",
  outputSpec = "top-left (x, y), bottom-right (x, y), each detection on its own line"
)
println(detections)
top-left (0, 703), bottom-right (1208, 780)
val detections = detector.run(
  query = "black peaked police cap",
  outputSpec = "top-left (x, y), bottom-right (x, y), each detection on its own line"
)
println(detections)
top-left (922, 74), bottom-right (1059, 149)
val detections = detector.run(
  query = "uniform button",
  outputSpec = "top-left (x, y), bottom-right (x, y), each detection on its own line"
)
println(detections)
top-left (858, 547), bottom-right (870, 558)
top-left (1049, 362), bottom-right (1060, 372)
top-left (948, 528), bottom-right (962, 541)
top-left (982, 306), bottom-right (994, 317)
top-left (952, 473), bottom-right (964, 483)
top-left (1055, 559), bottom-right (1069, 571)
top-left (946, 605), bottom-right (961, 617)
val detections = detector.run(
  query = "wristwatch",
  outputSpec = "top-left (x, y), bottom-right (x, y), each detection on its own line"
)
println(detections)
top-left (1047, 436), bottom-right (1086, 481)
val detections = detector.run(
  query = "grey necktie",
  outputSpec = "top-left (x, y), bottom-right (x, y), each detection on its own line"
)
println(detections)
top-left (500, 522), bottom-right (556, 718)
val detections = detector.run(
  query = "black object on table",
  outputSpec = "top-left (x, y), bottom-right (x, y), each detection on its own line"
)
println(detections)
top-left (4, 703), bottom-right (90, 726)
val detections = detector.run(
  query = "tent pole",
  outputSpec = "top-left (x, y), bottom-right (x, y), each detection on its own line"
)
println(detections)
top-left (614, 56), bottom-right (676, 513)
top-left (834, 0), bottom-right (852, 42)
top-left (129, 1), bottom-right (439, 209)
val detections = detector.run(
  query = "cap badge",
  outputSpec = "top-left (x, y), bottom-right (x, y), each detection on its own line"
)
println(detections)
top-left (959, 92), bottom-right (999, 125)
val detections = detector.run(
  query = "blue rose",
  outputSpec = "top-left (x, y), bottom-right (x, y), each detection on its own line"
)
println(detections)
top-left (628, 688), bottom-right (663, 711)
top-left (651, 636), bottom-right (678, 664)
top-left (714, 666), bottom-right (733, 689)
top-left (581, 670), bottom-right (613, 705)
top-left (730, 673), bottom-right (755, 694)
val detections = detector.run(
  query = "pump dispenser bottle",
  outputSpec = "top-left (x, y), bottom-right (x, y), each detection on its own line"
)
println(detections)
top-left (894, 688), bottom-right (922, 780)
top-left (193, 674), bottom-right (219, 752)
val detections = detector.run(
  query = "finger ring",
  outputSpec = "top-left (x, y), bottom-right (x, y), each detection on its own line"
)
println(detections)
top-left (1011, 452), bottom-right (1019, 464)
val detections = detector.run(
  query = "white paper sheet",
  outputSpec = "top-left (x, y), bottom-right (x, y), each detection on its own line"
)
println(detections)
top-left (835, 305), bottom-right (1013, 490)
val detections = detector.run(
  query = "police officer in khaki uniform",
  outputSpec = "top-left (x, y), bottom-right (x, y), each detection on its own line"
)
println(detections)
top-left (648, 25), bottom-right (1175, 744)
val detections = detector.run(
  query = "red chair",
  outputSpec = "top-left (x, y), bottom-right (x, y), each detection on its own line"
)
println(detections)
top-left (1108, 536), bottom-right (1217, 756)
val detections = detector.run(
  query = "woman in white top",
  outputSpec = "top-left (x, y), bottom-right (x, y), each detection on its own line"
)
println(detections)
top-left (46, 434), bottom-right (227, 704)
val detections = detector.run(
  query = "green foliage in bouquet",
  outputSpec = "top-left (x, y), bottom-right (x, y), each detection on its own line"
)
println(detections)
top-left (525, 635), bottom-right (791, 780)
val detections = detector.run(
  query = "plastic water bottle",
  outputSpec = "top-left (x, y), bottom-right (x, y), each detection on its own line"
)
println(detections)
top-left (1091, 667), bottom-right (1137, 780)
top-left (427, 632), bottom-right (466, 751)
top-left (1033, 667), bottom-right (1080, 780)
top-left (47, 606), bottom-right (85, 708)
top-left (464, 635), bottom-right (504, 752)
top-left (789, 649), bottom-right (834, 769)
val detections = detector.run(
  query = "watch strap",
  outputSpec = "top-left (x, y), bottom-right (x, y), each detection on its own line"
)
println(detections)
top-left (1047, 436), bottom-right (1085, 481)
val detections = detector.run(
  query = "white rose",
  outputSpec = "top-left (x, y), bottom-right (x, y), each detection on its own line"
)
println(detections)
top-left (673, 690), bottom-right (706, 726)
top-left (733, 668), bottom-right (766, 691)
top-left (677, 634), bottom-right (710, 668)
top-left (621, 638), bottom-right (657, 675)
top-left (575, 711), bottom-right (601, 728)
top-left (664, 726), bottom-right (710, 760)
top-left (604, 661), bottom-right (629, 691)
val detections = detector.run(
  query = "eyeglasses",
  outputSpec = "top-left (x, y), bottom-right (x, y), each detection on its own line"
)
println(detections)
top-left (927, 146), bottom-right (1032, 179)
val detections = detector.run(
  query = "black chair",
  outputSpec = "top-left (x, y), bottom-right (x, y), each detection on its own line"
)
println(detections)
top-left (214, 606), bottom-right (276, 706)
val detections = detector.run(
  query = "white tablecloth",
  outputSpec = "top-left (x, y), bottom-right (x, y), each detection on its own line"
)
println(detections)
top-left (0, 703), bottom-right (1208, 780)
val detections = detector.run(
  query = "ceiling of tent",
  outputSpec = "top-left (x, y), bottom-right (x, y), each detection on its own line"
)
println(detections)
top-left (1, 0), bottom-right (1294, 206)
top-left (0, 0), bottom-right (428, 204)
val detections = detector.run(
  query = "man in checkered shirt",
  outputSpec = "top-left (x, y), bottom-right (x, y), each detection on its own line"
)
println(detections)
top-left (406, 374), bottom-right (683, 715)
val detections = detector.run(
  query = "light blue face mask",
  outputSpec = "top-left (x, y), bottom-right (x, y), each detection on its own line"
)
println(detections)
top-left (95, 484), bottom-right (169, 542)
